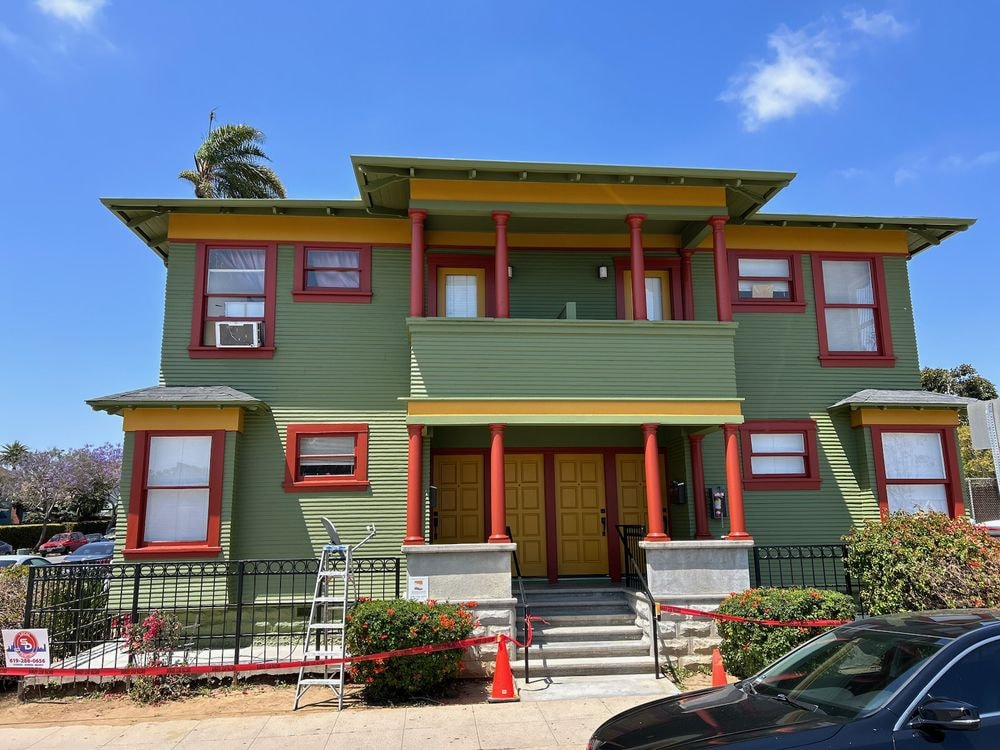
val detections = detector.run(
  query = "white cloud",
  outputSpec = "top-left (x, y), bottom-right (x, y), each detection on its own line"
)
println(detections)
top-left (940, 151), bottom-right (1000, 172)
top-left (894, 167), bottom-right (919, 186)
top-left (722, 24), bottom-right (845, 132)
top-left (844, 9), bottom-right (910, 38)
top-left (35, 0), bottom-right (107, 25)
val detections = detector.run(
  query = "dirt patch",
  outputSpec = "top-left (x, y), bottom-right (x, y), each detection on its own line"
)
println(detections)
top-left (0, 677), bottom-right (492, 727)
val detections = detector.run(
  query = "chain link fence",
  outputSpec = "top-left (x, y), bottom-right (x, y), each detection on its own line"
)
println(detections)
top-left (968, 477), bottom-right (1000, 522)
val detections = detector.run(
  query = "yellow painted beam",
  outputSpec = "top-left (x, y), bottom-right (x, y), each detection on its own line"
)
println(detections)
top-left (850, 408), bottom-right (960, 428)
top-left (425, 230), bottom-right (682, 249)
top-left (408, 399), bottom-right (741, 418)
top-left (410, 179), bottom-right (726, 208)
top-left (169, 214), bottom-right (409, 244)
top-left (698, 225), bottom-right (910, 255)
top-left (122, 407), bottom-right (245, 432)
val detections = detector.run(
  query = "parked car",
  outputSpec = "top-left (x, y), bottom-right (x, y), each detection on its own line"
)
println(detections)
top-left (62, 541), bottom-right (114, 564)
top-left (38, 531), bottom-right (88, 556)
top-left (103, 527), bottom-right (116, 542)
top-left (84, 533), bottom-right (104, 544)
top-left (0, 555), bottom-right (52, 568)
top-left (588, 609), bottom-right (1000, 749)
top-left (0, 541), bottom-right (12, 555)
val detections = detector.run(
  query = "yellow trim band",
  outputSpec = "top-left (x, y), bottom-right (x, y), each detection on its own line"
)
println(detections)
top-left (410, 179), bottom-right (726, 208)
top-left (407, 399), bottom-right (742, 426)
top-left (169, 214), bottom-right (409, 244)
top-left (122, 407), bottom-right (245, 432)
top-left (850, 408), bottom-right (960, 428)
top-left (702, 226), bottom-right (909, 255)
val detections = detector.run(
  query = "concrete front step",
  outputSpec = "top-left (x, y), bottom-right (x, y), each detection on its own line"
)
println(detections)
top-left (514, 640), bottom-right (650, 659)
top-left (531, 612), bottom-right (637, 626)
top-left (511, 654), bottom-right (657, 677)
top-left (530, 624), bottom-right (643, 642)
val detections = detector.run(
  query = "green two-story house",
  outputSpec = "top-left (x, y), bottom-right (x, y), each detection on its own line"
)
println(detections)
top-left (90, 155), bottom-right (973, 590)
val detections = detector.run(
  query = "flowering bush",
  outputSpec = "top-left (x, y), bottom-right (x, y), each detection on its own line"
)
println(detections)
top-left (716, 588), bottom-right (856, 679)
top-left (844, 511), bottom-right (1000, 616)
top-left (345, 598), bottom-right (476, 703)
top-left (119, 610), bottom-right (191, 703)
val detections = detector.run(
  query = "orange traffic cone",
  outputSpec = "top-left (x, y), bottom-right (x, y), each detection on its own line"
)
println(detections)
top-left (711, 648), bottom-right (727, 687)
top-left (487, 635), bottom-right (519, 703)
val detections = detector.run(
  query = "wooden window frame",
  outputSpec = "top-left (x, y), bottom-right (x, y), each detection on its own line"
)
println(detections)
top-left (292, 243), bottom-right (373, 303)
top-left (189, 241), bottom-right (278, 359)
top-left (426, 253), bottom-right (495, 317)
top-left (813, 253), bottom-right (896, 368)
top-left (283, 424), bottom-right (370, 492)
top-left (613, 257), bottom-right (683, 320)
top-left (739, 420), bottom-right (821, 491)
top-left (869, 426), bottom-right (963, 520)
top-left (729, 251), bottom-right (806, 313)
top-left (123, 430), bottom-right (226, 559)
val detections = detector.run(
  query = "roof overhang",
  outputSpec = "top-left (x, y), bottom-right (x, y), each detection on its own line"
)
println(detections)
top-left (87, 385), bottom-right (266, 416)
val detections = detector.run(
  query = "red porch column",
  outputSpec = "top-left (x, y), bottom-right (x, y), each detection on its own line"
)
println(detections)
top-left (627, 214), bottom-right (647, 321)
top-left (722, 424), bottom-right (752, 541)
top-left (493, 211), bottom-right (511, 318)
top-left (709, 216), bottom-right (732, 323)
top-left (689, 434), bottom-right (711, 539)
top-left (642, 424), bottom-right (669, 541)
top-left (488, 424), bottom-right (511, 543)
top-left (404, 424), bottom-right (425, 544)
top-left (679, 249), bottom-right (695, 321)
top-left (409, 209), bottom-right (427, 318)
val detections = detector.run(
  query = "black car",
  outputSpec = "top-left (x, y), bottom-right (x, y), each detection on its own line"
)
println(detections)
top-left (0, 541), bottom-right (12, 555)
top-left (588, 610), bottom-right (1000, 749)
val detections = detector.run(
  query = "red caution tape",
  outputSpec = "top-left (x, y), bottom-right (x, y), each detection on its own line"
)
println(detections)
top-left (500, 614), bottom-right (547, 650)
top-left (657, 603), bottom-right (850, 628)
top-left (0, 635), bottom-right (496, 679)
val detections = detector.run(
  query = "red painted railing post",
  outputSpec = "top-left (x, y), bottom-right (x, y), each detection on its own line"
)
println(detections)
top-left (627, 214), bottom-right (648, 321)
top-left (642, 424), bottom-right (669, 541)
top-left (488, 424), bottom-right (511, 543)
top-left (409, 209), bottom-right (427, 318)
top-left (404, 424), bottom-right (425, 544)
top-left (723, 424), bottom-right (752, 541)
top-left (710, 216), bottom-right (732, 323)
top-left (493, 211), bottom-right (511, 319)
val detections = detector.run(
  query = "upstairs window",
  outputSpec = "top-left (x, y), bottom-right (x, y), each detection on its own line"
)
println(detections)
top-left (729, 252), bottom-right (805, 312)
top-left (813, 255), bottom-right (895, 367)
top-left (739, 420), bottom-right (821, 490)
top-left (426, 254), bottom-right (494, 317)
top-left (614, 258), bottom-right (682, 320)
top-left (293, 244), bottom-right (372, 303)
top-left (190, 243), bottom-right (277, 358)
top-left (283, 424), bottom-right (369, 492)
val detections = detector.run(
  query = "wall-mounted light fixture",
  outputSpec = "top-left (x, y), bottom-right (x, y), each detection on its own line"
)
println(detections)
top-left (507, 265), bottom-right (514, 279)
top-left (597, 265), bottom-right (609, 279)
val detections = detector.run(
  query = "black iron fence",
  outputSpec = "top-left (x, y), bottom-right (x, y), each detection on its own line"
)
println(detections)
top-left (616, 524), bottom-right (647, 590)
top-left (21, 557), bottom-right (401, 674)
top-left (750, 544), bottom-right (855, 596)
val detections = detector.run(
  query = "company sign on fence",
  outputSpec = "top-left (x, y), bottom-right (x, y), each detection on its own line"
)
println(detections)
top-left (2, 629), bottom-right (50, 669)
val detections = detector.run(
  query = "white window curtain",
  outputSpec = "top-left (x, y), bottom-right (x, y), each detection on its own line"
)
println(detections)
top-left (143, 436), bottom-right (212, 543)
top-left (445, 275), bottom-right (479, 317)
top-left (824, 309), bottom-right (877, 351)
top-left (306, 250), bottom-right (361, 289)
top-left (738, 258), bottom-right (789, 278)
top-left (750, 433), bottom-right (806, 475)
top-left (881, 432), bottom-right (949, 515)
top-left (207, 249), bottom-right (266, 294)
top-left (299, 435), bottom-right (356, 476)
top-left (822, 260), bottom-right (874, 304)
top-left (645, 277), bottom-right (664, 321)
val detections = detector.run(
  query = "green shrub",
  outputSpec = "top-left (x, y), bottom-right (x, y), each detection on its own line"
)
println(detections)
top-left (844, 512), bottom-right (1000, 616)
top-left (717, 588), bottom-right (857, 679)
top-left (0, 521), bottom-right (108, 551)
top-left (0, 567), bottom-right (29, 635)
top-left (345, 598), bottom-right (476, 703)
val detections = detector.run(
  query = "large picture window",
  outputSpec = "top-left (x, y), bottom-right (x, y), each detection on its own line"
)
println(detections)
top-left (283, 424), bottom-right (369, 492)
top-left (190, 242), bottom-right (277, 358)
top-left (870, 427), bottom-right (962, 518)
top-left (124, 431), bottom-right (225, 557)
top-left (729, 252), bottom-right (805, 313)
top-left (292, 243), bottom-right (372, 303)
top-left (739, 420), bottom-right (821, 490)
top-left (813, 255), bottom-right (894, 367)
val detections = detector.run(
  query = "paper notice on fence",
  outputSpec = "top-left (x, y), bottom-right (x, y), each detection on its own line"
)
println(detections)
top-left (407, 576), bottom-right (429, 602)
top-left (2, 629), bottom-right (50, 668)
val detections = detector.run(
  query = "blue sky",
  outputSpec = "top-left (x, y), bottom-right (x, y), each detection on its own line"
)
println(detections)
top-left (1, 0), bottom-right (996, 450)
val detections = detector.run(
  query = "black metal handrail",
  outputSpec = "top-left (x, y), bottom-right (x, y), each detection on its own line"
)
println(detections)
top-left (617, 524), bottom-right (647, 590)
top-left (507, 525), bottom-right (530, 684)
top-left (616, 524), bottom-right (663, 680)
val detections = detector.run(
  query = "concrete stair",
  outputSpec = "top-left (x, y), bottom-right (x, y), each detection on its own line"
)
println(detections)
top-left (510, 585), bottom-right (655, 678)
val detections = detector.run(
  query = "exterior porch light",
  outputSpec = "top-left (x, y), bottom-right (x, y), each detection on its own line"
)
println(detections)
top-left (597, 265), bottom-right (609, 279)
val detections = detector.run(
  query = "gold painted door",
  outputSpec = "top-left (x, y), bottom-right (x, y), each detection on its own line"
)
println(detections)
top-left (505, 453), bottom-right (547, 577)
top-left (555, 454), bottom-right (608, 575)
top-left (432, 455), bottom-right (484, 544)
top-left (615, 454), bottom-right (668, 564)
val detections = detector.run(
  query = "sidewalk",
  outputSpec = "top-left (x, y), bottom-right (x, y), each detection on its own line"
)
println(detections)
top-left (0, 695), bottom-right (660, 750)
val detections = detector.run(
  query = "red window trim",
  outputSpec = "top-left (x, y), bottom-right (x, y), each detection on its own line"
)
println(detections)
top-left (812, 253), bottom-right (896, 368)
top-left (612, 257), bottom-right (684, 320)
top-left (283, 424), bottom-right (370, 492)
top-left (188, 242), bottom-right (278, 359)
top-left (292, 242), bottom-right (373, 303)
top-left (739, 420), bottom-right (821, 491)
top-left (729, 251), bottom-right (806, 313)
top-left (123, 430), bottom-right (226, 559)
top-left (869, 426), bottom-right (964, 520)
top-left (426, 253), bottom-right (496, 317)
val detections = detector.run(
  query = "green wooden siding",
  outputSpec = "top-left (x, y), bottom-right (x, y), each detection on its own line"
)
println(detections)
top-left (508, 250), bottom-right (618, 320)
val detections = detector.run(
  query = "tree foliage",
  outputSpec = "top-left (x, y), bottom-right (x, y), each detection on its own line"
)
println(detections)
top-left (959, 425), bottom-right (995, 478)
top-left (179, 121), bottom-right (286, 199)
top-left (0, 444), bottom-right (122, 548)
top-left (921, 363), bottom-right (998, 402)
top-left (0, 441), bottom-right (28, 468)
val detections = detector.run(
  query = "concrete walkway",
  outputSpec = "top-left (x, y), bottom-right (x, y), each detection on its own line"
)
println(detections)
top-left (0, 695), bottom-right (662, 750)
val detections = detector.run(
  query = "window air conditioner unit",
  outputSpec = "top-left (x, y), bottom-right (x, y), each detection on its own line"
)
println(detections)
top-left (215, 321), bottom-right (263, 348)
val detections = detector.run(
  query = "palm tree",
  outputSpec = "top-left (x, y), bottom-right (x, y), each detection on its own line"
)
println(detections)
top-left (0, 441), bottom-right (28, 468)
top-left (179, 121), bottom-right (286, 199)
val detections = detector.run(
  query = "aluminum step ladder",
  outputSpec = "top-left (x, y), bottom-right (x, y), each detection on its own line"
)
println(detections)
top-left (293, 519), bottom-right (376, 711)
